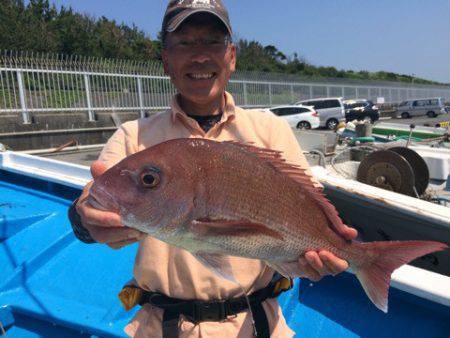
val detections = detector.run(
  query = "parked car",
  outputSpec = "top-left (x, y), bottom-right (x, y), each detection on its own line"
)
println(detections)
top-left (395, 97), bottom-right (446, 118)
top-left (344, 99), bottom-right (380, 123)
top-left (294, 97), bottom-right (345, 130)
top-left (264, 105), bottom-right (320, 130)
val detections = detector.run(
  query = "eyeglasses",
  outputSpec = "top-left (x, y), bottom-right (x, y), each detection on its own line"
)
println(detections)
top-left (166, 36), bottom-right (232, 53)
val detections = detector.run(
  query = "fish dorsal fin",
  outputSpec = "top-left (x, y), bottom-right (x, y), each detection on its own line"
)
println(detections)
top-left (223, 140), bottom-right (348, 239)
top-left (223, 140), bottom-right (284, 160)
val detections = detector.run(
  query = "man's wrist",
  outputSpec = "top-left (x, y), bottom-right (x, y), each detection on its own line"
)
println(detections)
top-left (68, 198), bottom-right (97, 244)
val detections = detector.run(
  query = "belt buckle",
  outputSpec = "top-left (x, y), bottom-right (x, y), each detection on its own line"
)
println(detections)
top-left (192, 300), bottom-right (228, 323)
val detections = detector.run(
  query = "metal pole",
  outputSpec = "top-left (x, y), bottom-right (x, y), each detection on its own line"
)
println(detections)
top-left (268, 83), bottom-right (272, 106)
top-left (84, 74), bottom-right (95, 121)
top-left (290, 84), bottom-right (294, 103)
top-left (137, 77), bottom-right (145, 118)
top-left (17, 71), bottom-right (30, 124)
top-left (243, 82), bottom-right (248, 106)
top-left (355, 87), bottom-right (359, 99)
top-left (326, 86), bottom-right (330, 98)
top-left (309, 85), bottom-right (313, 99)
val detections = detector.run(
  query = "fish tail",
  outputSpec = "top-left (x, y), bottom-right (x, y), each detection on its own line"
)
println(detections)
top-left (353, 240), bottom-right (448, 313)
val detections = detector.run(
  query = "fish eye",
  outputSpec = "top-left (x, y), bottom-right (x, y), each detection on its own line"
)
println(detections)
top-left (140, 171), bottom-right (160, 188)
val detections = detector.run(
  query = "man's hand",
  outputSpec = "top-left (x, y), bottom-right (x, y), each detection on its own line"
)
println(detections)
top-left (76, 160), bottom-right (145, 249)
top-left (298, 225), bottom-right (358, 281)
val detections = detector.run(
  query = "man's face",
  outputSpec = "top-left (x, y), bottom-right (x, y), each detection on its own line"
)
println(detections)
top-left (162, 15), bottom-right (236, 106)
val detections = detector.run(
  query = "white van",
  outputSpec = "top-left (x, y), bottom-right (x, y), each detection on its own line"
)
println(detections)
top-left (396, 98), bottom-right (446, 118)
top-left (295, 97), bottom-right (345, 129)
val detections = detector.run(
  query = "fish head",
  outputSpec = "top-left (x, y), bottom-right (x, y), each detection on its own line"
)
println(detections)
top-left (89, 142), bottom-right (198, 233)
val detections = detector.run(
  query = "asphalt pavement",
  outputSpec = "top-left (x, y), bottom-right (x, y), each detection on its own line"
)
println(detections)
top-left (40, 148), bottom-right (102, 166)
top-left (300, 113), bottom-right (450, 136)
top-left (378, 114), bottom-right (450, 127)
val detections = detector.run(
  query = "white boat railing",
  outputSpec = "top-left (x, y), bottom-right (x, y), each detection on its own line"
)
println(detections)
top-left (312, 166), bottom-right (450, 225)
top-left (0, 150), bottom-right (91, 188)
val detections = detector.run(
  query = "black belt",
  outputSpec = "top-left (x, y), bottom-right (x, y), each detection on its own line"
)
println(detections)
top-left (159, 300), bottom-right (268, 338)
top-left (138, 276), bottom-right (292, 338)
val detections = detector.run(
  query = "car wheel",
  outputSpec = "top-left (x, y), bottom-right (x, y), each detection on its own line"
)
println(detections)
top-left (326, 118), bottom-right (339, 130)
top-left (427, 111), bottom-right (437, 118)
top-left (401, 112), bottom-right (410, 119)
top-left (297, 121), bottom-right (311, 130)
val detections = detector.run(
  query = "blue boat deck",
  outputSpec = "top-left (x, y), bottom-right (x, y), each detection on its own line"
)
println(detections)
top-left (1, 170), bottom-right (449, 337)
top-left (0, 171), bottom-right (139, 337)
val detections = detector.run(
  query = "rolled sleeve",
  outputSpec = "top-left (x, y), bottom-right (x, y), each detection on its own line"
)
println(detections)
top-left (99, 123), bottom-right (137, 168)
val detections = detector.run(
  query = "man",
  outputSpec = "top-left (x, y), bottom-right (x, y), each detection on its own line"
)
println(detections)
top-left (70, 1), bottom-right (357, 337)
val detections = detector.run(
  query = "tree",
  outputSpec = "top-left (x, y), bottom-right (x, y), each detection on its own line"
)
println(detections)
top-left (0, 0), bottom-right (442, 85)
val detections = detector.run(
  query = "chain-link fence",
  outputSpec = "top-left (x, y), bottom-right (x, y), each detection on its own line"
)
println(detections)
top-left (1, 51), bottom-right (449, 124)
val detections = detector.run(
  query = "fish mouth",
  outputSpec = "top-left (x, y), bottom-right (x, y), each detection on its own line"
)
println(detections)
top-left (88, 185), bottom-right (120, 213)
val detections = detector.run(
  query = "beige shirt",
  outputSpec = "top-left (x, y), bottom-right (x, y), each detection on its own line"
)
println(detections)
top-left (99, 92), bottom-right (315, 338)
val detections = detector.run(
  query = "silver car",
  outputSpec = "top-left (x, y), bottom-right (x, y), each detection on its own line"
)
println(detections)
top-left (295, 97), bottom-right (345, 129)
top-left (396, 97), bottom-right (446, 118)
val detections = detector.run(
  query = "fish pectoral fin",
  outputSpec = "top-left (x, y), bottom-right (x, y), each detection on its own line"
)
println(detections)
top-left (194, 252), bottom-right (238, 284)
top-left (191, 218), bottom-right (283, 240)
top-left (266, 261), bottom-right (305, 278)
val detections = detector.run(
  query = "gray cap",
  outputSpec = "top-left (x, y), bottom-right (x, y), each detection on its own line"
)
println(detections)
top-left (162, 0), bottom-right (232, 35)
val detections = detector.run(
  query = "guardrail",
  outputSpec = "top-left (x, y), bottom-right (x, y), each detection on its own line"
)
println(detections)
top-left (1, 51), bottom-right (450, 124)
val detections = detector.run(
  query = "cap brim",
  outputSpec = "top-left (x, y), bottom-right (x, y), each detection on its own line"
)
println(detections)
top-left (166, 8), bottom-right (232, 36)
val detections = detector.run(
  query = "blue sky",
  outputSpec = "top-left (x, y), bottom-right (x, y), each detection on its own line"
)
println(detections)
top-left (48, 0), bottom-right (450, 83)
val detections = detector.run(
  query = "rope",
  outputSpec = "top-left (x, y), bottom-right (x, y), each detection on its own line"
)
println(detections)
top-left (236, 283), bottom-right (257, 337)
top-left (0, 321), bottom-right (7, 338)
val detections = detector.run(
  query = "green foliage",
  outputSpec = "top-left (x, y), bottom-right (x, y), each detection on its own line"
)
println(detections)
top-left (235, 39), bottom-right (441, 85)
top-left (0, 88), bottom-right (18, 108)
top-left (0, 0), bottom-right (443, 85)
top-left (0, 0), bottom-right (159, 60)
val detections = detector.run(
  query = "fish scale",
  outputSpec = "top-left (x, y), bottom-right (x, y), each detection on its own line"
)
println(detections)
top-left (90, 138), bottom-right (448, 312)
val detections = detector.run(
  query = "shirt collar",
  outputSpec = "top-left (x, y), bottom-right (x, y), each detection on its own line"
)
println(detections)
top-left (170, 91), bottom-right (236, 127)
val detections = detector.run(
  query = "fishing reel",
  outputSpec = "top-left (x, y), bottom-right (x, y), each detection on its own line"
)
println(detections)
top-left (356, 147), bottom-right (429, 197)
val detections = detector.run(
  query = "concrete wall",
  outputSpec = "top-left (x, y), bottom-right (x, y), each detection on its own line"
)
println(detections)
top-left (0, 111), bottom-right (144, 150)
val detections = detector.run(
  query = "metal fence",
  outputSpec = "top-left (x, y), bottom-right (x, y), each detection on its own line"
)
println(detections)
top-left (1, 51), bottom-right (450, 124)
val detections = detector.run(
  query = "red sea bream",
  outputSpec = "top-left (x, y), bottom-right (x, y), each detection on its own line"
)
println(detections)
top-left (89, 138), bottom-right (448, 312)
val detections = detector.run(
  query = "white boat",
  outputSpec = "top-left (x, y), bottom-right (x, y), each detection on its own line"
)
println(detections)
top-left (1, 150), bottom-right (449, 337)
